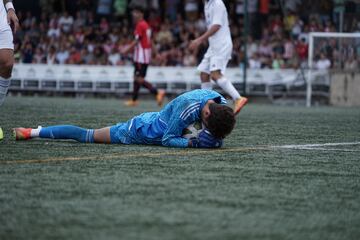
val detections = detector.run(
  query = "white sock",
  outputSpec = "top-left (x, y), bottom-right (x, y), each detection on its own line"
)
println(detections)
top-left (31, 126), bottom-right (42, 138)
top-left (201, 82), bottom-right (213, 90)
top-left (0, 76), bottom-right (10, 106)
top-left (216, 77), bottom-right (241, 101)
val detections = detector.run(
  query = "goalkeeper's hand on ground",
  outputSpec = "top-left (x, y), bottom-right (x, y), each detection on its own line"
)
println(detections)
top-left (189, 130), bottom-right (223, 148)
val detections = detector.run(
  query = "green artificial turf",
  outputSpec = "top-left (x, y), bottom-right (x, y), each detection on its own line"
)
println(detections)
top-left (0, 96), bottom-right (359, 240)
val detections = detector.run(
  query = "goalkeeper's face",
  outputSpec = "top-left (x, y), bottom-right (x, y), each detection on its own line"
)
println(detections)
top-left (201, 100), bottom-right (213, 127)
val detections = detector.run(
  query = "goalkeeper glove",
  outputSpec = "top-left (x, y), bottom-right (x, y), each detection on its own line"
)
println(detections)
top-left (189, 130), bottom-right (223, 148)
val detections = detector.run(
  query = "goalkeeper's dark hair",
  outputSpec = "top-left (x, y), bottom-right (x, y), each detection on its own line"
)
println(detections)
top-left (207, 103), bottom-right (236, 139)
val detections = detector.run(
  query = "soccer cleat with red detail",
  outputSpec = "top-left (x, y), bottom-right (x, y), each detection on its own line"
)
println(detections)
top-left (233, 97), bottom-right (248, 115)
top-left (156, 90), bottom-right (166, 106)
top-left (13, 128), bottom-right (32, 140)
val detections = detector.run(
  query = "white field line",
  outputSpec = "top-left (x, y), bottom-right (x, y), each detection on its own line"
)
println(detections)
top-left (274, 142), bottom-right (360, 150)
top-left (2, 142), bottom-right (359, 165)
top-left (277, 147), bottom-right (360, 152)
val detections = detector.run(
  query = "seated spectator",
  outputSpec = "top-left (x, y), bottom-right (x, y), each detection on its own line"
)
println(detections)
top-left (324, 20), bottom-right (336, 32)
top-left (283, 36), bottom-right (295, 61)
top-left (108, 48), bottom-right (122, 66)
top-left (100, 17), bottom-right (110, 34)
top-left (68, 47), bottom-right (82, 65)
top-left (258, 39), bottom-right (272, 57)
top-left (33, 48), bottom-right (46, 64)
top-left (47, 46), bottom-right (57, 65)
top-left (74, 27), bottom-right (85, 44)
top-left (195, 13), bottom-right (207, 33)
top-left (344, 56), bottom-right (358, 70)
top-left (295, 38), bottom-right (308, 61)
top-left (291, 15), bottom-right (303, 39)
top-left (93, 46), bottom-right (107, 65)
top-left (81, 48), bottom-right (94, 65)
top-left (284, 11), bottom-right (297, 32)
top-left (272, 37), bottom-right (285, 56)
top-left (86, 11), bottom-right (95, 26)
top-left (22, 11), bottom-right (36, 30)
top-left (22, 42), bottom-right (34, 64)
top-left (183, 49), bottom-right (197, 67)
top-left (315, 53), bottom-right (331, 70)
top-left (48, 13), bottom-right (58, 30)
top-left (27, 21), bottom-right (41, 42)
top-left (249, 53), bottom-right (262, 69)
top-left (270, 15), bottom-right (283, 34)
top-left (109, 28), bottom-right (120, 44)
top-left (56, 46), bottom-right (70, 64)
top-left (309, 18), bottom-right (320, 32)
top-left (48, 22), bottom-right (61, 39)
top-left (102, 39), bottom-right (113, 55)
top-left (156, 24), bottom-right (174, 45)
top-left (246, 36), bottom-right (258, 59)
top-left (73, 11), bottom-right (86, 31)
top-left (272, 53), bottom-right (285, 69)
top-left (58, 12), bottom-right (74, 33)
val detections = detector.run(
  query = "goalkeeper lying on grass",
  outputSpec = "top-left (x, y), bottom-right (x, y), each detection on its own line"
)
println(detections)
top-left (14, 89), bottom-right (247, 148)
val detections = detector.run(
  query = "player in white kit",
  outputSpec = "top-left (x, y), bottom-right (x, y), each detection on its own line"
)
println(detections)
top-left (0, 0), bottom-right (19, 140)
top-left (189, 0), bottom-right (248, 115)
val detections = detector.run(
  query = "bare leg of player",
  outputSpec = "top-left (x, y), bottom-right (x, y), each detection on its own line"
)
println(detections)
top-left (210, 70), bottom-right (248, 115)
top-left (93, 127), bottom-right (111, 144)
top-left (200, 72), bottom-right (212, 90)
top-left (0, 49), bottom-right (15, 140)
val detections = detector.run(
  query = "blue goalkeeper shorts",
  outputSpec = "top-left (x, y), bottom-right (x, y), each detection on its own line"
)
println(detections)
top-left (110, 113), bottom-right (166, 145)
top-left (110, 120), bottom-right (134, 144)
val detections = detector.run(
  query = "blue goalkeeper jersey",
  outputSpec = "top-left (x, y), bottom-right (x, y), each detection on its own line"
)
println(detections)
top-left (110, 89), bottom-right (227, 147)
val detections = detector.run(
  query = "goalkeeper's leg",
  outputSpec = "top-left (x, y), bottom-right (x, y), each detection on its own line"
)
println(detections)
top-left (14, 125), bottom-right (111, 143)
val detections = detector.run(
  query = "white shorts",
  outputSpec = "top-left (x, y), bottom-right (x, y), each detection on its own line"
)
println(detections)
top-left (0, 29), bottom-right (14, 50)
top-left (197, 55), bottom-right (230, 75)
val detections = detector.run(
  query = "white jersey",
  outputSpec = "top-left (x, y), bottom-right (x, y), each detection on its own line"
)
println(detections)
top-left (0, 1), bottom-right (14, 50)
top-left (0, 1), bottom-right (10, 31)
top-left (204, 0), bottom-right (232, 57)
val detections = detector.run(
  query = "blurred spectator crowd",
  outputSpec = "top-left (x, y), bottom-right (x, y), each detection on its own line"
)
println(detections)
top-left (13, 0), bottom-right (360, 70)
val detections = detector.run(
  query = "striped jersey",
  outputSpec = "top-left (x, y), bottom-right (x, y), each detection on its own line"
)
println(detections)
top-left (133, 19), bottom-right (152, 64)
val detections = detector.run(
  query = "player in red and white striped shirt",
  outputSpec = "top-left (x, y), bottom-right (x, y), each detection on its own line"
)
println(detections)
top-left (122, 6), bottom-right (165, 107)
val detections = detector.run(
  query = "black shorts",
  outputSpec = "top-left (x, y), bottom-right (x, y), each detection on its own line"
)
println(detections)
top-left (134, 63), bottom-right (148, 78)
